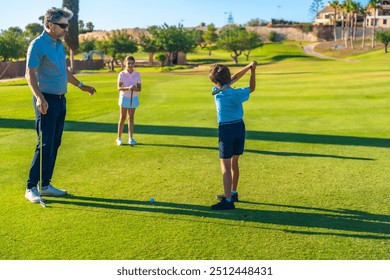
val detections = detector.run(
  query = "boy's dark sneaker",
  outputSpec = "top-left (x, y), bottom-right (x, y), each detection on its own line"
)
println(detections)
top-left (211, 198), bottom-right (235, 210)
top-left (216, 193), bottom-right (239, 202)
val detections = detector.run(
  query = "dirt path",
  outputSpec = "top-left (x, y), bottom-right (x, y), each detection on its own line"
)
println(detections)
top-left (302, 42), bottom-right (357, 62)
top-left (303, 43), bottom-right (334, 59)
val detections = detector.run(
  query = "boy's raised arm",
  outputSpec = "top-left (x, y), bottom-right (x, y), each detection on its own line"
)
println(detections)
top-left (230, 61), bottom-right (257, 86)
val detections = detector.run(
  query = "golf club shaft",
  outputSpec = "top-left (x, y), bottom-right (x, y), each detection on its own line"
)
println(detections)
top-left (39, 114), bottom-right (42, 194)
top-left (211, 76), bottom-right (237, 95)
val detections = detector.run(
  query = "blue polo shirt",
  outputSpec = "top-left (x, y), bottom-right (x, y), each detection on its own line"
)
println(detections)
top-left (213, 86), bottom-right (250, 124)
top-left (26, 31), bottom-right (67, 95)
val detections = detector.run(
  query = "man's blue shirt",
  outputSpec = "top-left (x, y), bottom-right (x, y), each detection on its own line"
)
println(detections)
top-left (26, 31), bottom-right (67, 95)
top-left (213, 86), bottom-right (250, 124)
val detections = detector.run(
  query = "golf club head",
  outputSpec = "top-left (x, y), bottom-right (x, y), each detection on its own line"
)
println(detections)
top-left (39, 199), bottom-right (46, 208)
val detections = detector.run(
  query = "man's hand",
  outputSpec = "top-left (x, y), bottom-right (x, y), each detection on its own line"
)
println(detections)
top-left (36, 98), bottom-right (49, 114)
top-left (80, 85), bottom-right (97, 96)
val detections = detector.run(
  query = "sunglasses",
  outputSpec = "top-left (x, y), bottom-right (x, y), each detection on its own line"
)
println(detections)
top-left (51, 22), bottom-right (69, 29)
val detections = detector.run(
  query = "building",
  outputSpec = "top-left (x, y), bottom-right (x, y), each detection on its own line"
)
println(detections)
top-left (314, 1), bottom-right (390, 28)
top-left (314, 4), bottom-right (339, 26)
top-left (366, 1), bottom-right (390, 28)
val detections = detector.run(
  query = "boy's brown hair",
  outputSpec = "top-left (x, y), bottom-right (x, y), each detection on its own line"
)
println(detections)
top-left (209, 64), bottom-right (231, 86)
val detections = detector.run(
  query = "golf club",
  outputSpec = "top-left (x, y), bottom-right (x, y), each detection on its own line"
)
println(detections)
top-left (211, 76), bottom-right (237, 95)
top-left (130, 89), bottom-right (133, 108)
top-left (38, 115), bottom-right (46, 208)
top-left (129, 89), bottom-right (135, 146)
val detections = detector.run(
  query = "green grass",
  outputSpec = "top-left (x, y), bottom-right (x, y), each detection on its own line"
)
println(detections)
top-left (1, 42), bottom-right (389, 260)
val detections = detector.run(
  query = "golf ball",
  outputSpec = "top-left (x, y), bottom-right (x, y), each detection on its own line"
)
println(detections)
top-left (150, 198), bottom-right (155, 203)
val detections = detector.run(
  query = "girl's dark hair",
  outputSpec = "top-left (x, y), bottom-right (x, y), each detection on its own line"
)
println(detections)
top-left (209, 64), bottom-right (231, 86)
top-left (125, 56), bottom-right (135, 62)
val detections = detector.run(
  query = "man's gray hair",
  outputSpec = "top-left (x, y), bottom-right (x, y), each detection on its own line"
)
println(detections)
top-left (44, 7), bottom-right (73, 28)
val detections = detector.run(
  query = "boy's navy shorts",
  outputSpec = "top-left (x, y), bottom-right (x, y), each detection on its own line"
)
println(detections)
top-left (218, 120), bottom-right (245, 159)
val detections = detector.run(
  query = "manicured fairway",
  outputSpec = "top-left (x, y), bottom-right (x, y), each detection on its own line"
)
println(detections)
top-left (0, 43), bottom-right (389, 259)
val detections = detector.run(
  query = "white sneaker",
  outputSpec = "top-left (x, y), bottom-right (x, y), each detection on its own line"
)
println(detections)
top-left (25, 187), bottom-right (42, 203)
top-left (40, 184), bottom-right (67, 196)
top-left (128, 138), bottom-right (137, 145)
top-left (116, 138), bottom-right (123, 146)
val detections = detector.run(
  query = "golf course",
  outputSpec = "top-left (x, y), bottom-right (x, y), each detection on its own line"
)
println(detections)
top-left (0, 42), bottom-right (389, 260)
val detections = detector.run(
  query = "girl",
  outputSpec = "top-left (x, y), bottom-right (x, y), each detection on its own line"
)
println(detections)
top-left (116, 56), bottom-right (142, 145)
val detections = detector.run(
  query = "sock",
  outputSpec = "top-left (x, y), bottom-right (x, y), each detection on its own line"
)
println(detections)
top-left (225, 198), bottom-right (232, 202)
top-left (231, 191), bottom-right (237, 195)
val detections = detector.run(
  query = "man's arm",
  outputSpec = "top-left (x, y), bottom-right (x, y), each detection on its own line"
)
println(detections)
top-left (66, 68), bottom-right (97, 96)
top-left (25, 67), bottom-right (48, 114)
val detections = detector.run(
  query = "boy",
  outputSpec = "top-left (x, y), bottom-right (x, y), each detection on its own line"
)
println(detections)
top-left (209, 61), bottom-right (257, 210)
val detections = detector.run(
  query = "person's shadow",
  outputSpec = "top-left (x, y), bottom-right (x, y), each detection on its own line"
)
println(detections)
top-left (49, 195), bottom-right (390, 240)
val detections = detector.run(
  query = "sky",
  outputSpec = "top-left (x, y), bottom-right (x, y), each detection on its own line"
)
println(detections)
top-left (0, 0), bottom-right (370, 31)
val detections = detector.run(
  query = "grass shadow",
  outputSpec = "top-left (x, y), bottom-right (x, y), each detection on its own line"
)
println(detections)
top-left (188, 58), bottom-right (231, 64)
top-left (140, 143), bottom-right (374, 161)
top-left (2, 118), bottom-right (389, 149)
top-left (51, 195), bottom-right (390, 240)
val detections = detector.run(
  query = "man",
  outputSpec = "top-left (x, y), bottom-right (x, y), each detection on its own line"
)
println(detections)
top-left (25, 7), bottom-right (96, 203)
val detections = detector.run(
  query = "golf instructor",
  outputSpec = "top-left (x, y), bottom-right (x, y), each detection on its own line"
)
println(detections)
top-left (25, 7), bottom-right (96, 203)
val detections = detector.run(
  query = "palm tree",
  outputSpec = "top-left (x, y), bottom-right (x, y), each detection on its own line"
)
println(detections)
top-left (342, 0), bottom-right (354, 48)
top-left (339, 1), bottom-right (346, 44)
top-left (330, 0), bottom-right (340, 42)
top-left (361, 4), bottom-right (371, 48)
top-left (349, 1), bottom-right (361, 49)
top-left (352, 2), bottom-right (362, 42)
top-left (368, 0), bottom-right (382, 48)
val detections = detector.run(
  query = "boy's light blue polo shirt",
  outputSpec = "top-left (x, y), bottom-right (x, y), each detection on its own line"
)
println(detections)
top-left (213, 87), bottom-right (250, 124)
top-left (26, 31), bottom-right (67, 95)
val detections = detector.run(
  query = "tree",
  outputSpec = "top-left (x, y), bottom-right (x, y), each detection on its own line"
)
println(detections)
top-left (376, 29), bottom-right (390, 53)
top-left (85, 22), bottom-right (94, 32)
top-left (343, 0), bottom-right (354, 49)
top-left (246, 18), bottom-right (266, 26)
top-left (79, 38), bottom-right (97, 53)
top-left (361, 3), bottom-right (371, 48)
top-left (267, 31), bottom-right (278, 42)
top-left (309, 0), bottom-right (325, 20)
top-left (78, 20), bottom-right (94, 34)
top-left (243, 31), bottom-right (262, 61)
top-left (329, 0), bottom-right (340, 41)
top-left (139, 27), bottom-right (162, 66)
top-left (155, 53), bottom-right (166, 67)
top-left (78, 20), bottom-right (85, 31)
top-left (202, 24), bottom-right (218, 55)
top-left (218, 24), bottom-right (249, 63)
top-left (0, 27), bottom-right (28, 61)
top-left (148, 24), bottom-right (196, 66)
top-left (99, 30), bottom-right (138, 71)
top-left (368, 0), bottom-right (381, 48)
top-left (193, 29), bottom-right (205, 49)
top-left (63, 0), bottom-right (79, 73)
top-left (24, 23), bottom-right (44, 41)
